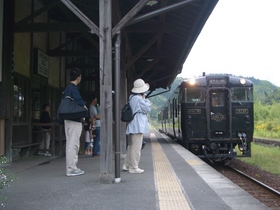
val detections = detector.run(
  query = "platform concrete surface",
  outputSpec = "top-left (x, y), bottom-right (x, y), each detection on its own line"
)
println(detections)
top-left (1, 130), bottom-right (270, 210)
top-left (1, 148), bottom-right (156, 210)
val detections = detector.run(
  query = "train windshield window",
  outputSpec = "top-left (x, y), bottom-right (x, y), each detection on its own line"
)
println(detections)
top-left (211, 92), bottom-right (224, 107)
top-left (183, 88), bottom-right (205, 103)
top-left (231, 88), bottom-right (253, 102)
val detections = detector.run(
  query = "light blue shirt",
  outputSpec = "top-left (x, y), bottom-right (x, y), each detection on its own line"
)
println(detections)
top-left (90, 105), bottom-right (100, 127)
top-left (126, 94), bottom-right (151, 134)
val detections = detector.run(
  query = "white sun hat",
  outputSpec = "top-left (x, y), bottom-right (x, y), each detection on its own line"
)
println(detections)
top-left (131, 79), bottom-right (150, 93)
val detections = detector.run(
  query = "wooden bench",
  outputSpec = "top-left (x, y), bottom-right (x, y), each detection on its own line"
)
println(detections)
top-left (12, 142), bottom-right (41, 156)
top-left (55, 137), bottom-right (66, 142)
top-left (31, 122), bottom-right (67, 157)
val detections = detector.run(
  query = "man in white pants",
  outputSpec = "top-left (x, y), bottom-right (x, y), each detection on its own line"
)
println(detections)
top-left (63, 68), bottom-right (87, 177)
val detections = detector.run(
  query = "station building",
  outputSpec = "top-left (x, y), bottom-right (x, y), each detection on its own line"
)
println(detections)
top-left (0, 0), bottom-right (218, 173)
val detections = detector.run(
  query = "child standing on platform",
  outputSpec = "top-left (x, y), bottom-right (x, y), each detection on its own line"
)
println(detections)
top-left (83, 117), bottom-right (93, 155)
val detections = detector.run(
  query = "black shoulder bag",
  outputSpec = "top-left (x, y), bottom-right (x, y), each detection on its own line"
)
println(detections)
top-left (57, 87), bottom-right (88, 121)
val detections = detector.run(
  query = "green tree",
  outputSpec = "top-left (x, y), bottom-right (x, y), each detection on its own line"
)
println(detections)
top-left (148, 76), bottom-right (184, 121)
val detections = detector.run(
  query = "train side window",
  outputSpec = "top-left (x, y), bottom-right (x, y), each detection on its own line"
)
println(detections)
top-left (170, 103), bottom-right (173, 118)
top-left (174, 99), bottom-right (178, 118)
top-left (164, 107), bottom-right (168, 119)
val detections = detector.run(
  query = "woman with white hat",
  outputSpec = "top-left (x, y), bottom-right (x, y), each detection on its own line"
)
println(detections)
top-left (122, 79), bottom-right (152, 174)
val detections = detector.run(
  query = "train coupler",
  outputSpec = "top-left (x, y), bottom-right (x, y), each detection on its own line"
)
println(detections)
top-left (202, 145), bottom-right (214, 164)
top-left (238, 132), bottom-right (248, 155)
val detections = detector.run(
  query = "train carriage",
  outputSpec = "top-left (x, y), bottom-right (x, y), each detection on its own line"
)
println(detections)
top-left (159, 73), bottom-right (254, 162)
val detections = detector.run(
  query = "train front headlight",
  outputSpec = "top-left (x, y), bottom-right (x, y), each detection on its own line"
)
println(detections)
top-left (239, 78), bottom-right (246, 85)
top-left (189, 78), bottom-right (196, 85)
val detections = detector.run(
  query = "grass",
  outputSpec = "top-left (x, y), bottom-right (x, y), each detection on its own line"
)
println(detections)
top-left (254, 130), bottom-right (280, 139)
top-left (238, 143), bottom-right (280, 176)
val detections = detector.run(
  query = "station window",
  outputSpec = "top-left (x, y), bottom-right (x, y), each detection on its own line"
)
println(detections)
top-left (48, 87), bottom-right (60, 121)
top-left (13, 77), bottom-right (28, 122)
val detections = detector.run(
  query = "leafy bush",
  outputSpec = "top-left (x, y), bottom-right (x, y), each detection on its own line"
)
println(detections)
top-left (254, 102), bottom-right (280, 139)
top-left (0, 156), bottom-right (15, 207)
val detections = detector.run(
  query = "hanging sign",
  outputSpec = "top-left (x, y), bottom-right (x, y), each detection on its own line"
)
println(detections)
top-left (33, 48), bottom-right (49, 78)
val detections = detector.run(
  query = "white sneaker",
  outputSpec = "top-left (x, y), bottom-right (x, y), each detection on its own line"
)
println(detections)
top-left (66, 168), bottom-right (85, 177)
top-left (44, 151), bottom-right (51, 157)
top-left (128, 168), bottom-right (144, 174)
top-left (122, 164), bottom-right (129, 171)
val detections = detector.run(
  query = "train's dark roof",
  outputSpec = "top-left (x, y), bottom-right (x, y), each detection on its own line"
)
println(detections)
top-left (181, 75), bottom-right (254, 87)
top-left (15, 0), bottom-right (218, 92)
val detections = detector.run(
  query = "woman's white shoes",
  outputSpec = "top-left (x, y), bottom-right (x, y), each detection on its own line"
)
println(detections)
top-left (122, 165), bottom-right (144, 173)
top-left (128, 168), bottom-right (144, 174)
top-left (122, 164), bottom-right (129, 171)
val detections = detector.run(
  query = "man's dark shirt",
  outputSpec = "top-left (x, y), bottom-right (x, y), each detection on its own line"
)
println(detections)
top-left (40, 111), bottom-right (51, 129)
top-left (63, 83), bottom-right (85, 122)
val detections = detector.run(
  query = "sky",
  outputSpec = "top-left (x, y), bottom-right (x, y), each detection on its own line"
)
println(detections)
top-left (178, 0), bottom-right (280, 86)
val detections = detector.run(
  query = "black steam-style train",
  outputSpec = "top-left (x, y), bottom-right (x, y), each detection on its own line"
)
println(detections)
top-left (158, 74), bottom-right (254, 162)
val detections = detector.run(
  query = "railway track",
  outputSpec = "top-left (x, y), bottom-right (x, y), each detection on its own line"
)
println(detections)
top-left (253, 138), bottom-right (280, 147)
top-left (231, 166), bottom-right (280, 198)
top-left (214, 163), bottom-right (280, 209)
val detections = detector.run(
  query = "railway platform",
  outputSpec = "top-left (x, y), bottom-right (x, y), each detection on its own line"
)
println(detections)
top-left (1, 129), bottom-right (269, 210)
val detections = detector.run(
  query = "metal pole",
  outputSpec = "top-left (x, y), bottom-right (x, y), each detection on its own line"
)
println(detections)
top-left (114, 32), bottom-right (121, 183)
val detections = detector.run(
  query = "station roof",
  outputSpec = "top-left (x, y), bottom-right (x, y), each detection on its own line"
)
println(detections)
top-left (15, 0), bottom-right (218, 92)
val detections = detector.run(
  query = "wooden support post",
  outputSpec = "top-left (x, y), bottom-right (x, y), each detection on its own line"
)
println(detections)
top-left (99, 0), bottom-right (114, 183)
top-left (1, 0), bottom-right (15, 161)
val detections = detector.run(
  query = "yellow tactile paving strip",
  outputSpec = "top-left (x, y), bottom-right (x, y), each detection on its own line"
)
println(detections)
top-left (151, 133), bottom-right (191, 210)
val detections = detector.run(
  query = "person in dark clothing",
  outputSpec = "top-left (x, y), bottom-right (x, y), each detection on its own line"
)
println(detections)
top-left (89, 94), bottom-right (100, 156)
top-left (64, 68), bottom-right (87, 177)
top-left (39, 103), bottom-right (51, 156)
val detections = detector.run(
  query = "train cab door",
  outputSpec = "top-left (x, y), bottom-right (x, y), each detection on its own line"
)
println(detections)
top-left (172, 98), bottom-right (181, 140)
top-left (172, 98), bottom-right (176, 139)
top-left (208, 88), bottom-right (231, 139)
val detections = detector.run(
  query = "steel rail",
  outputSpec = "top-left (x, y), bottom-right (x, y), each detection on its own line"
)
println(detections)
top-left (230, 166), bottom-right (280, 198)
